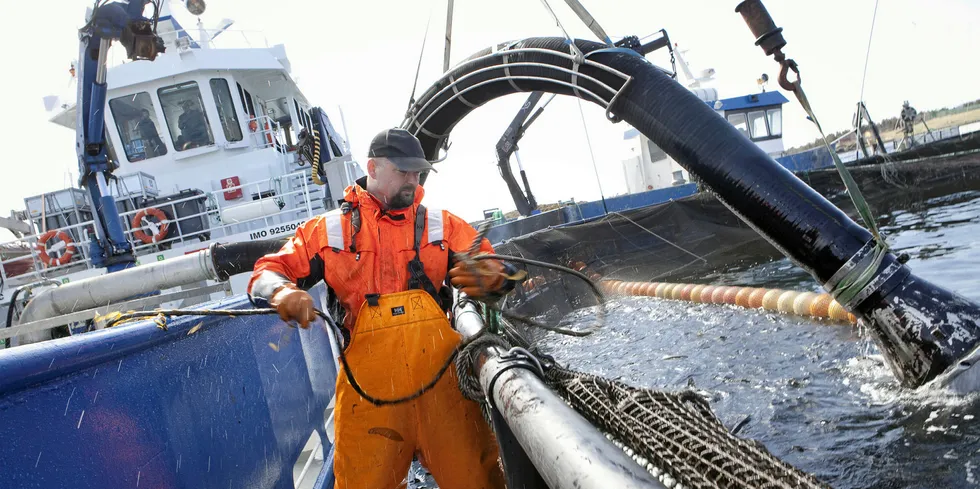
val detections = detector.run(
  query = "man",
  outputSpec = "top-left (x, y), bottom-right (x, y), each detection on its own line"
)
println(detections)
top-left (177, 100), bottom-right (210, 149)
top-left (248, 128), bottom-right (516, 489)
top-left (135, 109), bottom-right (165, 158)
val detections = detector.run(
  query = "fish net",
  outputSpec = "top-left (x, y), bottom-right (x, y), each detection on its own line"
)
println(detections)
top-left (544, 364), bottom-right (829, 489)
top-left (471, 154), bottom-right (980, 488)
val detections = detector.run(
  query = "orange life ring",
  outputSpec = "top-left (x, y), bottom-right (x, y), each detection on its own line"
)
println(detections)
top-left (132, 207), bottom-right (170, 244)
top-left (248, 119), bottom-right (274, 145)
top-left (36, 230), bottom-right (75, 267)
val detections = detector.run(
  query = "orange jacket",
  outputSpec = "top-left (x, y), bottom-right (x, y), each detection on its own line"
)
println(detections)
top-left (247, 179), bottom-right (494, 331)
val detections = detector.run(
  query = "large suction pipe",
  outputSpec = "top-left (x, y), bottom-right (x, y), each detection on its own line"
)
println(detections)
top-left (13, 239), bottom-right (286, 345)
top-left (407, 38), bottom-right (980, 391)
top-left (453, 300), bottom-right (663, 488)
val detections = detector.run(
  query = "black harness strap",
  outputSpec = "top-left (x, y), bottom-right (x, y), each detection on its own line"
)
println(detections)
top-left (407, 204), bottom-right (444, 308)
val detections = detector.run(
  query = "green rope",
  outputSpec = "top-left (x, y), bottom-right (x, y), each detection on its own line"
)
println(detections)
top-left (787, 78), bottom-right (890, 306)
top-left (791, 86), bottom-right (887, 248)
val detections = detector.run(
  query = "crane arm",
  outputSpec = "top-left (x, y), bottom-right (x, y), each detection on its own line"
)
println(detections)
top-left (75, 0), bottom-right (167, 271)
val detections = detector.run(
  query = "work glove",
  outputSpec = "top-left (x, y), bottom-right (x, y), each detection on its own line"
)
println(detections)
top-left (270, 284), bottom-right (316, 329)
top-left (449, 255), bottom-right (520, 300)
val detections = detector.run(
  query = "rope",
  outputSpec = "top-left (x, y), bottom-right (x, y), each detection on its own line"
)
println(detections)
top-left (103, 268), bottom-right (598, 406)
top-left (310, 126), bottom-right (324, 185)
top-left (604, 211), bottom-right (707, 264)
top-left (773, 49), bottom-right (890, 305)
top-left (537, 0), bottom-right (575, 43)
top-left (456, 333), bottom-right (512, 402)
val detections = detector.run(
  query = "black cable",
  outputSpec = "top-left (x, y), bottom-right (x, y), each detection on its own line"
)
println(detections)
top-left (107, 307), bottom-right (468, 407)
top-left (101, 254), bottom-right (604, 404)
top-left (468, 253), bottom-right (607, 337)
top-left (3, 288), bottom-right (22, 349)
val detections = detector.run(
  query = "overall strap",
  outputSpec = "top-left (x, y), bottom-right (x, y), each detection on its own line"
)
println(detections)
top-left (407, 204), bottom-right (443, 308)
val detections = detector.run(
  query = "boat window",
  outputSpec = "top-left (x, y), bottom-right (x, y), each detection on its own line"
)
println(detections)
top-left (157, 81), bottom-right (215, 151)
top-left (237, 82), bottom-right (256, 118)
top-left (108, 92), bottom-right (168, 162)
top-left (646, 140), bottom-right (667, 162)
top-left (728, 113), bottom-right (749, 138)
top-left (748, 110), bottom-right (768, 139)
top-left (671, 170), bottom-right (686, 185)
top-left (210, 79), bottom-right (243, 142)
top-left (767, 108), bottom-right (782, 136)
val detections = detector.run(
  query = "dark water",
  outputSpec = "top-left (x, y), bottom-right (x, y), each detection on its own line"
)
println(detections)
top-left (539, 190), bottom-right (980, 488)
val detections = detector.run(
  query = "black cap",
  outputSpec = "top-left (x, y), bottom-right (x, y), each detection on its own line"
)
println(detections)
top-left (367, 128), bottom-right (436, 173)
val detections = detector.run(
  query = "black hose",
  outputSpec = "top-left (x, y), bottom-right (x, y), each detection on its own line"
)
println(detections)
top-left (407, 37), bottom-right (874, 282)
top-left (209, 238), bottom-right (288, 281)
top-left (404, 37), bottom-right (980, 388)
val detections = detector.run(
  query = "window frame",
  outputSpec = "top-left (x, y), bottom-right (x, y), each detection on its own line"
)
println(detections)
top-left (725, 105), bottom-right (783, 142)
top-left (727, 112), bottom-right (749, 139)
top-left (209, 77), bottom-right (244, 144)
top-left (108, 91), bottom-right (169, 163)
top-left (766, 108), bottom-right (783, 137)
top-left (157, 80), bottom-right (216, 152)
top-left (747, 110), bottom-right (769, 139)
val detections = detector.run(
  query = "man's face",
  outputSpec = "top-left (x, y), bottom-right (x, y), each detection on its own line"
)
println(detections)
top-left (370, 158), bottom-right (420, 209)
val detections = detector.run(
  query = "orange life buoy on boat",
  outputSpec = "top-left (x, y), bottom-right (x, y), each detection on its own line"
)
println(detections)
top-left (132, 207), bottom-right (170, 244)
top-left (248, 120), bottom-right (274, 145)
top-left (36, 230), bottom-right (75, 267)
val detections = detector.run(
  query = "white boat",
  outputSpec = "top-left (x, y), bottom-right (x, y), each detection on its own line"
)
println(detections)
top-left (1, 0), bottom-right (363, 345)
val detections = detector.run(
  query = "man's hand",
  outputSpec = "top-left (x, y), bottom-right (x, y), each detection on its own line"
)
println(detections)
top-left (449, 256), bottom-right (513, 300)
top-left (270, 284), bottom-right (316, 329)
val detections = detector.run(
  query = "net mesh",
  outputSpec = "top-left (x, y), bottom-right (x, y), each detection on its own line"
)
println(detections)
top-left (544, 365), bottom-right (830, 489)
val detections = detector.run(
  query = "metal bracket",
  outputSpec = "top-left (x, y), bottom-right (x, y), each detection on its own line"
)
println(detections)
top-left (500, 347), bottom-right (545, 378)
top-left (486, 349), bottom-right (547, 404)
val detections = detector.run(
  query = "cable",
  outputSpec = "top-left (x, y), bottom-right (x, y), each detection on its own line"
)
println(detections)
top-left (469, 253), bottom-right (606, 337)
top-left (577, 98), bottom-right (609, 215)
top-left (858, 0), bottom-right (880, 103)
top-left (406, 0), bottom-right (438, 114)
top-left (103, 251), bottom-right (606, 402)
top-left (107, 307), bottom-right (459, 406)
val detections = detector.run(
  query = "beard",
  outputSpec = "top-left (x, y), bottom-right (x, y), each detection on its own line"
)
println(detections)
top-left (388, 186), bottom-right (416, 209)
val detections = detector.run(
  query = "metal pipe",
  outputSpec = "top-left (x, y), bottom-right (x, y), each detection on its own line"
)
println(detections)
top-left (443, 0), bottom-right (454, 72)
top-left (453, 300), bottom-right (485, 340)
top-left (295, 435), bottom-right (324, 488)
top-left (18, 250), bottom-right (217, 328)
top-left (452, 299), bottom-right (663, 488)
top-left (96, 38), bottom-right (110, 84)
top-left (14, 239), bottom-right (288, 345)
top-left (478, 355), bottom-right (663, 489)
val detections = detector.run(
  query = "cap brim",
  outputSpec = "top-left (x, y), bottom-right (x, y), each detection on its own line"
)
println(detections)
top-left (389, 156), bottom-right (437, 173)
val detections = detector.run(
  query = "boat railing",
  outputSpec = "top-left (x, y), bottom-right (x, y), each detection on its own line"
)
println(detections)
top-left (245, 115), bottom-right (293, 173)
top-left (0, 170), bottom-right (319, 287)
top-left (161, 28), bottom-right (271, 51)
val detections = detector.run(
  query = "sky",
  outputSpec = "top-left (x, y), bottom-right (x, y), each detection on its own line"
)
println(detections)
top-left (1, 0), bottom-right (978, 235)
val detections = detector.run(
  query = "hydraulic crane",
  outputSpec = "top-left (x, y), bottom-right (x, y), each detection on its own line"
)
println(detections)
top-left (73, 0), bottom-right (202, 271)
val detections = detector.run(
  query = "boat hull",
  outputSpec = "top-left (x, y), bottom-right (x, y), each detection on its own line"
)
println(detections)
top-left (0, 284), bottom-right (338, 488)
